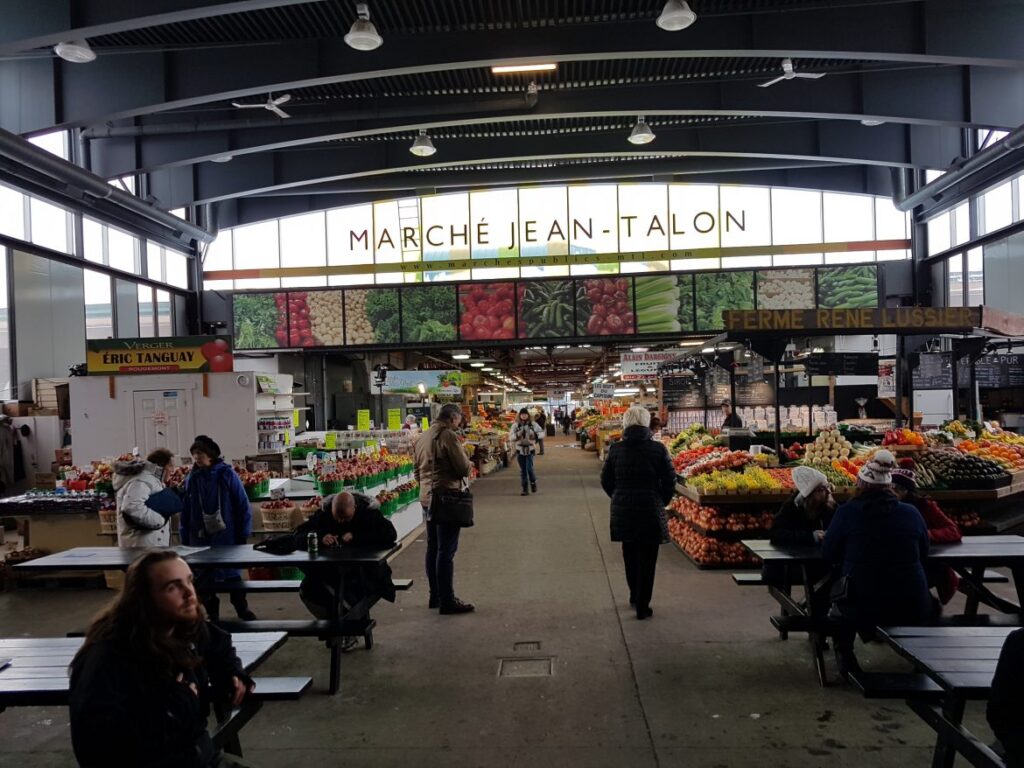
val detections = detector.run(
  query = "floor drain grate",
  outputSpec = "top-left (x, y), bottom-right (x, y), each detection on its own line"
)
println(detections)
top-left (514, 641), bottom-right (541, 652)
top-left (498, 657), bottom-right (553, 677)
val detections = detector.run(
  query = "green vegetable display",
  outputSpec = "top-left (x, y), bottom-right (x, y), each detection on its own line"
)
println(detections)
top-left (519, 280), bottom-right (575, 338)
top-left (695, 271), bottom-right (754, 331)
top-left (634, 276), bottom-right (680, 334)
top-left (402, 285), bottom-right (457, 343)
top-left (346, 288), bottom-right (399, 344)
top-left (817, 265), bottom-right (878, 308)
top-left (233, 293), bottom-right (283, 349)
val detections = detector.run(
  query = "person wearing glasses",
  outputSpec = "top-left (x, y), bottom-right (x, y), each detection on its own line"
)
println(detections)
top-left (770, 466), bottom-right (837, 547)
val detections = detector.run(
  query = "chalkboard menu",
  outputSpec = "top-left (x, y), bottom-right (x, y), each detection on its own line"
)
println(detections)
top-left (805, 353), bottom-right (879, 377)
top-left (912, 353), bottom-right (971, 390)
top-left (735, 379), bottom-right (775, 406)
top-left (975, 355), bottom-right (1024, 388)
top-left (662, 376), bottom-right (704, 409)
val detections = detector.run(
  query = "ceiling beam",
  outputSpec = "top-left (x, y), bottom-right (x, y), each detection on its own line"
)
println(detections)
top-left (6, 1), bottom-right (1024, 134)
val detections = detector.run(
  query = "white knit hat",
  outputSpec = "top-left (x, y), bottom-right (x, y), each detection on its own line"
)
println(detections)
top-left (792, 466), bottom-right (828, 500)
top-left (858, 449), bottom-right (897, 486)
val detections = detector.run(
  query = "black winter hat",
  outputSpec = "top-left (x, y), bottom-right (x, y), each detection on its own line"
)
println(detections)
top-left (189, 435), bottom-right (221, 459)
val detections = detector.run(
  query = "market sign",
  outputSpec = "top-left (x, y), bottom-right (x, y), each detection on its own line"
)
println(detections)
top-left (86, 336), bottom-right (233, 375)
top-left (723, 307), bottom-right (983, 334)
top-left (804, 353), bottom-right (879, 377)
top-left (373, 370), bottom-right (464, 395)
top-left (593, 383), bottom-right (616, 398)
top-left (621, 352), bottom-right (678, 381)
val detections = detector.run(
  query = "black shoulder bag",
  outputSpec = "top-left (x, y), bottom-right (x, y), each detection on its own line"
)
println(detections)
top-left (429, 433), bottom-right (474, 528)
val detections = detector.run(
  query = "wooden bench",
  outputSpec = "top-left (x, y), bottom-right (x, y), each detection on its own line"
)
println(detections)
top-left (732, 573), bottom-right (764, 586)
top-left (847, 671), bottom-right (944, 701)
top-left (212, 675), bottom-right (311, 757)
top-left (907, 699), bottom-right (1007, 768)
top-left (213, 577), bottom-right (413, 594)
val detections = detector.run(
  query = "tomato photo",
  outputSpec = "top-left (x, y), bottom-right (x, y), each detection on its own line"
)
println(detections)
top-left (458, 282), bottom-right (516, 341)
top-left (575, 278), bottom-right (635, 337)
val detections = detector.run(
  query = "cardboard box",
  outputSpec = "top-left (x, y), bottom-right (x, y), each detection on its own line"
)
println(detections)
top-left (33, 472), bottom-right (57, 490)
top-left (2, 401), bottom-right (30, 417)
top-left (55, 448), bottom-right (73, 464)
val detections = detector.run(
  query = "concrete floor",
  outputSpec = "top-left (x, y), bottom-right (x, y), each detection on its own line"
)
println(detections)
top-left (0, 434), bottom-right (1004, 766)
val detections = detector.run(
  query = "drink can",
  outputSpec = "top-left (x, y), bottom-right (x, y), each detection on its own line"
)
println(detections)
top-left (307, 532), bottom-right (319, 556)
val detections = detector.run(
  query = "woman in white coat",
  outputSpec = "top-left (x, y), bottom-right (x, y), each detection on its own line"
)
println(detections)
top-left (113, 448), bottom-right (179, 548)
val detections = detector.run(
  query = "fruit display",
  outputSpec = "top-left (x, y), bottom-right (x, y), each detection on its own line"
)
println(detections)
top-left (780, 441), bottom-right (805, 462)
top-left (667, 516), bottom-right (760, 567)
top-left (290, 290), bottom-right (343, 346)
top-left (981, 428), bottom-right (1024, 446)
top-left (376, 489), bottom-right (400, 515)
top-left (233, 293), bottom-right (286, 349)
top-left (576, 277), bottom-right (634, 336)
top-left (685, 464), bottom-right (787, 495)
top-left (518, 279), bottom-right (575, 338)
top-left (259, 497), bottom-right (297, 531)
top-left (801, 461), bottom-right (855, 488)
top-left (459, 282), bottom-right (516, 340)
top-left (942, 419), bottom-right (984, 440)
top-left (817, 265), bottom-right (878, 309)
top-left (345, 288), bottom-right (400, 344)
top-left (958, 440), bottom-right (1024, 472)
top-left (668, 496), bottom-right (774, 533)
top-left (830, 458), bottom-right (861, 484)
top-left (401, 285), bottom-right (457, 343)
top-left (681, 450), bottom-right (753, 478)
top-left (695, 271), bottom-right (754, 331)
top-left (952, 511), bottom-right (983, 530)
top-left (755, 269), bottom-right (815, 310)
top-left (299, 494), bottom-right (323, 519)
top-left (915, 448), bottom-right (1009, 488)
top-left (671, 445), bottom-right (717, 473)
top-left (882, 428), bottom-right (926, 447)
top-left (800, 428), bottom-right (853, 462)
top-left (237, 468), bottom-right (271, 499)
top-left (634, 275), bottom-right (682, 334)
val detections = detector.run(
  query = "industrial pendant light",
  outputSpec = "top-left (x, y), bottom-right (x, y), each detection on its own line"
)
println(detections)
top-left (345, 3), bottom-right (383, 51)
top-left (409, 129), bottom-right (437, 157)
top-left (656, 1), bottom-right (697, 31)
top-left (53, 39), bottom-right (97, 63)
top-left (628, 117), bottom-right (656, 145)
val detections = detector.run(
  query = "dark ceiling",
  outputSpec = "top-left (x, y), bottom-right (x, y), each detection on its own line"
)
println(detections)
top-left (2, 0), bottom-right (1024, 230)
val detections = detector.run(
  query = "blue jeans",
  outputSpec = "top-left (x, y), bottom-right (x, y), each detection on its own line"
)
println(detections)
top-left (425, 512), bottom-right (461, 604)
top-left (517, 453), bottom-right (536, 490)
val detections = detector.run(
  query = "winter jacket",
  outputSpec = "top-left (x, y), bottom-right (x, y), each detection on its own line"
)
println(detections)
top-left (69, 622), bottom-right (250, 768)
top-left (907, 493), bottom-right (962, 604)
top-left (413, 423), bottom-right (472, 508)
top-left (510, 421), bottom-right (543, 455)
top-left (180, 460), bottom-right (252, 547)
top-left (988, 628), bottom-right (1024, 766)
top-left (770, 492), bottom-right (833, 547)
top-left (822, 488), bottom-right (935, 629)
top-left (601, 425), bottom-right (676, 544)
top-left (113, 460), bottom-right (173, 549)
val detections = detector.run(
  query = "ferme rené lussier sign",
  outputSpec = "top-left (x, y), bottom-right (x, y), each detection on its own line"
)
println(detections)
top-left (333, 185), bottom-right (756, 258)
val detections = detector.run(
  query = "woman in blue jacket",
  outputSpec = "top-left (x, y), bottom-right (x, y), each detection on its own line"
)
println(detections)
top-left (181, 435), bottom-right (255, 621)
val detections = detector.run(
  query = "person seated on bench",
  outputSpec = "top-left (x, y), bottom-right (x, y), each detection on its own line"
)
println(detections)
top-left (988, 627), bottom-right (1024, 767)
top-left (69, 550), bottom-right (254, 768)
top-left (293, 492), bottom-right (398, 642)
top-left (765, 466), bottom-right (837, 599)
top-left (891, 462), bottom-right (962, 605)
top-left (823, 450), bottom-right (938, 680)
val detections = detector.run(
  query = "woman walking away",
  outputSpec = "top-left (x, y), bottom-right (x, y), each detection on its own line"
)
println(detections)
top-left (510, 408), bottom-right (543, 496)
top-left (114, 448), bottom-right (181, 549)
top-left (601, 406), bottom-right (676, 620)
top-left (823, 449), bottom-right (937, 679)
top-left (181, 435), bottom-right (256, 621)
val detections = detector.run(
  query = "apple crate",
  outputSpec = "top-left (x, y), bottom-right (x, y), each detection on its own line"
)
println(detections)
top-left (98, 509), bottom-right (117, 534)
top-left (259, 501), bottom-right (297, 531)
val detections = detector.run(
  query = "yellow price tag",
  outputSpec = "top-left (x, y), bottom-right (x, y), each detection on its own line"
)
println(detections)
top-left (387, 408), bottom-right (402, 431)
top-left (284, 431), bottom-right (291, 446)
top-left (325, 432), bottom-right (337, 450)
top-left (421, 417), bottom-right (429, 431)
top-left (292, 409), bottom-right (300, 428)
top-left (357, 409), bottom-right (371, 431)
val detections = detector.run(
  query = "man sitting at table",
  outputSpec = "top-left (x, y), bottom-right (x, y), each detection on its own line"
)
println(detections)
top-left (822, 450), bottom-right (938, 680)
top-left (293, 492), bottom-right (398, 641)
top-left (988, 628), bottom-right (1024, 766)
top-left (69, 550), bottom-right (254, 768)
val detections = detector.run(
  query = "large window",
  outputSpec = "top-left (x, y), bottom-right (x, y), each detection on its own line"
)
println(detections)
top-left (84, 270), bottom-right (114, 339)
top-left (138, 285), bottom-right (155, 336)
top-left (0, 252), bottom-right (10, 398)
top-left (29, 197), bottom-right (71, 253)
top-left (0, 185), bottom-right (25, 240)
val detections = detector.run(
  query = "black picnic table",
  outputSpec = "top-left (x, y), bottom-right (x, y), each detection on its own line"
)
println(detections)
top-left (740, 536), bottom-right (1024, 685)
top-left (879, 625), bottom-right (1016, 768)
top-left (14, 543), bottom-right (402, 695)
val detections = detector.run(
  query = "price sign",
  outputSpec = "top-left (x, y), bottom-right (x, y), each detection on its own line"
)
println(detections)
top-left (421, 417), bottom-right (430, 431)
top-left (253, 461), bottom-right (269, 472)
top-left (284, 431), bottom-right (291, 446)
top-left (292, 409), bottom-right (300, 428)
top-left (270, 487), bottom-right (285, 500)
top-left (357, 409), bottom-right (371, 431)
top-left (387, 408), bottom-right (402, 431)
top-left (320, 461), bottom-right (336, 476)
top-left (325, 432), bottom-right (337, 450)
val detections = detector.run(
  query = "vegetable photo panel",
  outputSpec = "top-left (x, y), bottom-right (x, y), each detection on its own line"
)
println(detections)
top-left (695, 271), bottom-right (754, 331)
top-left (817, 265), bottom-right (878, 308)
top-left (575, 277), bottom-right (635, 337)
top-left (345, 288), bottom-right (400, 345)
top-left (401, 285), bottom-right (457, 343)
top-left (518, 279), bottom-right (575, 339)
top-left (755, 269), bottom-right (815, 310)
top-left (458, 282), bottom-right (516, 341)
top-left (233, 292), bottom-right (288, 349)
top-left (634, 275), bottom-right (695, 334)
top-left (288, 290), bottom-right (343, 347)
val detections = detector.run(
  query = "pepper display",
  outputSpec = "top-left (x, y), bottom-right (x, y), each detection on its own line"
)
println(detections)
top-left (518, 279), bottom-right (575, 338)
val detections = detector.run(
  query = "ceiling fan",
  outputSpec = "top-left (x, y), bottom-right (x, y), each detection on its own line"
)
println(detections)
top-left (758, 58), bottom-right (825, 88)
top-left (230, 92), bottom-right (292, 118)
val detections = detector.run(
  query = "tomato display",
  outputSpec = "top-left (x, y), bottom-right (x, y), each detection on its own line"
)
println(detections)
top-left (458, 282), bottom-right (516, 340)
top-left (575, 278), bottom-right (634, 336)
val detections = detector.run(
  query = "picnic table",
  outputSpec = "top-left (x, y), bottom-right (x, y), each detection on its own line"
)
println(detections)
top-left (739, 536), bottom-right (1024, 685)
top-left (14, 543), bottom-right (402, 695)
top-left (879, 625), bottom-right (1016, 768)
top-left (0, 631), bottom-right (307, 757)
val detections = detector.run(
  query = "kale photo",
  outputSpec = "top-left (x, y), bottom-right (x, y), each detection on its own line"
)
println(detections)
top-left (401, 285), bottom-right (457, 343)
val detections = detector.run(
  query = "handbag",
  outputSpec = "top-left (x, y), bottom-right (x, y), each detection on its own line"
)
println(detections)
top-left (254, 533), bottom-right (297, 555)
top-left (195, 477), bottom-right (227, 537)
top-left (430, 434), bottom-right (474, 528)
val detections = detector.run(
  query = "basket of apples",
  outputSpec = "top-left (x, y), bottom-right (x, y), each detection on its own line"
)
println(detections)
top-left (300, 494), bottom-right (323, 520)
top-left (376, 489), bottom-right (399, 516)
top-left (258, 497), bottom-right (297, 531)
top-left (316, 470), bottom-right (347, 496)
top-left (237, 468), bottom-right (271, 500)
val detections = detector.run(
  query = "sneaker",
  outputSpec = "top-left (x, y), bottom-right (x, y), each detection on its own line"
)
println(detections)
top-left (340, 636), bottom-right (359, 653)
top-left (439, 598), bottom-right (475, 615)
top-left (531, 483), bottom-right (537, 493)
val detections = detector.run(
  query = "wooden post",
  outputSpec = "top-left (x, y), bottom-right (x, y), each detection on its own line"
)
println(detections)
top-left (202, 373), bottom-right (210, 398)
top-left (108, 376), bottom-right (116, 399)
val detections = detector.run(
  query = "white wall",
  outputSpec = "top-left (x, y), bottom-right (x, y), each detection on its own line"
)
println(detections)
top-left (914, 390), bottom-right (953, 429)
top-left (70, 372), bottom-right (261, 462)
top-left (13, 250), bottom-right (85, 399)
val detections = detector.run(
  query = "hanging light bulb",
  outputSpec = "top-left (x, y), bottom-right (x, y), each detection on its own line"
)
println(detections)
top-left (53, 39), bottom-right (97, 63)
top-left (628, 116), bottom-right (656, 145)
top-left (344, 3), bottom-right (383, 51)
top-left (409, 129), bottom-right (437, 157)
top-left (656, 1), bottom-right (697, 31)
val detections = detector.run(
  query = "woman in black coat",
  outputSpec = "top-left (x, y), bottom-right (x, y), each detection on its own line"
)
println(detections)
top-left (601, 406), bottom-right (676, 620)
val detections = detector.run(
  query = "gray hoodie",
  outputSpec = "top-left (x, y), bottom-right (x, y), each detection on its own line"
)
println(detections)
top-left (112, 460), bottom-right (170, 548)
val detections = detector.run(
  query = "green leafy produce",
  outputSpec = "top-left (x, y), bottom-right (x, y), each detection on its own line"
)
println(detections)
top-left (678, 276), bottom-right (694, 331)
top-left (233, 294), bottom-right (281, 349)
top-left (634, 276), bottom-right (680, 334)
top-left (519, 280), bottom-right (574, 338)
top-left (695, 272), bottom-right (754, 331)
top-left (402, 285), bottom-right (456, 342)
top-left (347, 288), bottom-right (400, 344)
top-left (817, 265), bottom-right (877, 308)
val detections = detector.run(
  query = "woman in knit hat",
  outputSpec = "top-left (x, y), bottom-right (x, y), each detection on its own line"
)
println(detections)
top-left (891, 461), bottom-right (962, 604)
top-left (770, 466), bottom-right (836, 547)
top-left (822, 448), bottom-right (938, 679)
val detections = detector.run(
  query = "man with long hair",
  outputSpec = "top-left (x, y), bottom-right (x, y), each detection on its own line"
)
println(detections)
top-left (69, 550), bottom-right (254, 767)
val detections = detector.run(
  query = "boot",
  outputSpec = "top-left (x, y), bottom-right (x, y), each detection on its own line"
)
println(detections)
top-left (521, 488), bottom-right (528, 496)
top-left (439, 598), bottom-right (475, 615)
top-left (531, 482), bottom-right (537, 493)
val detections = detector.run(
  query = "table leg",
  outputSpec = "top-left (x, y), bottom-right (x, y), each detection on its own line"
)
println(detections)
top-left (1011, 565), bottom-right (1024, 611)
top-left (931, 695), bottom-right (965, 768)
top-left (802, 565), bottom-right (829, 687)
top-left (327, 567), bottom-right (346, 696)
top-left (962, 566), bottom-right (981, 617)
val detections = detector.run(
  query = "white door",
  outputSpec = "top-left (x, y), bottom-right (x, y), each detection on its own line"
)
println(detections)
top-left (133, 389), bottom-right (194, 458)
